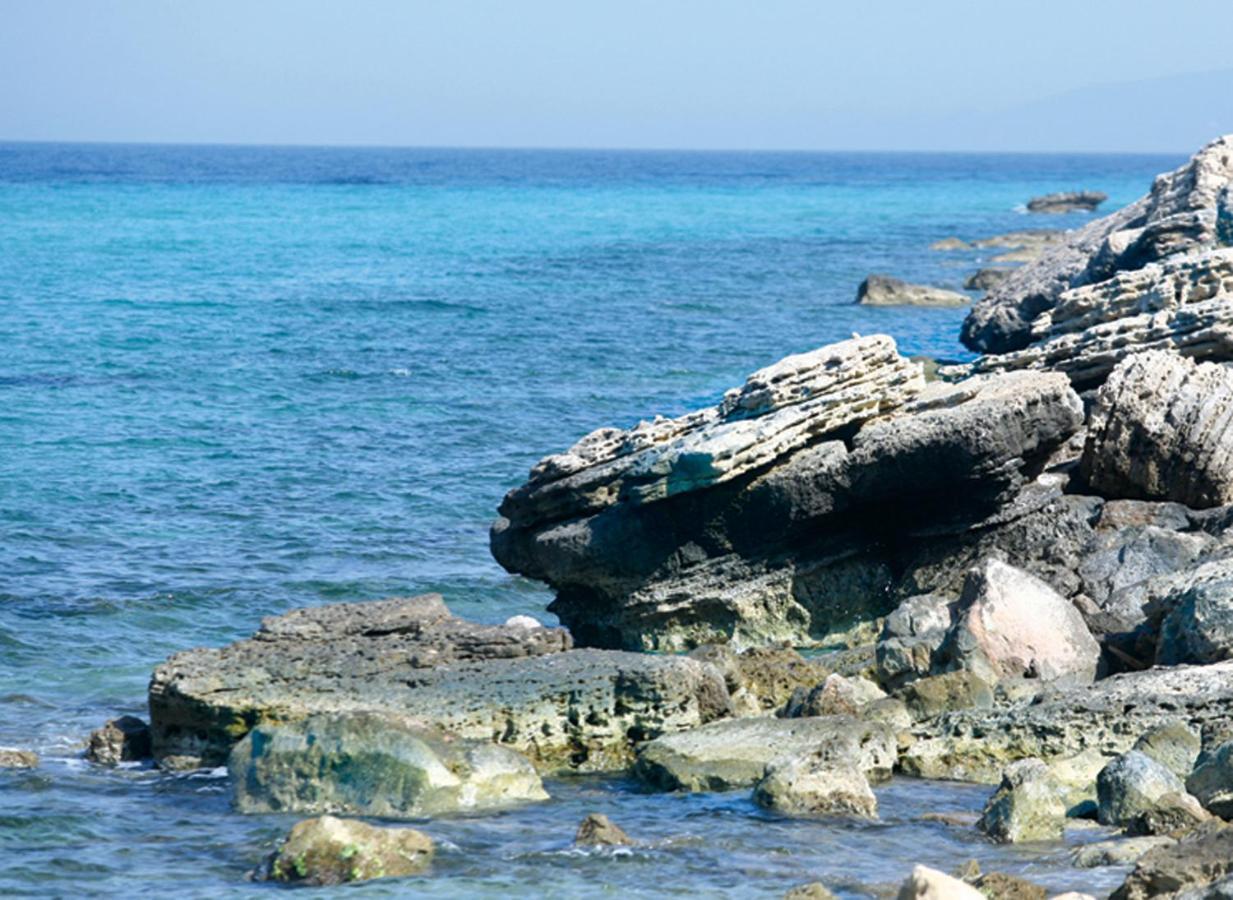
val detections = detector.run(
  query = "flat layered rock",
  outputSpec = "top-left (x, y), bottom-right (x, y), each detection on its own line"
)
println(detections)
top-left (1027, 191), bottom-right (1107, 214)
top-left (901, 662), bottom-right (1233, 784)
top-left (962, 134), bottom-right (1233, 354)
top-left (148, 596), bottom-right (727, 772)
top-left (856, 275), bottom-right (969, 308)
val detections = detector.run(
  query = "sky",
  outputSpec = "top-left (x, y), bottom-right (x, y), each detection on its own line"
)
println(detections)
top-left (2, 0), bottom-right (1231, 152)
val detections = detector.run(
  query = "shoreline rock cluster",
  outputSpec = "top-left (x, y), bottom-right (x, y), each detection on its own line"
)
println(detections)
top-left (67, 132), bottom-right (1233, 895)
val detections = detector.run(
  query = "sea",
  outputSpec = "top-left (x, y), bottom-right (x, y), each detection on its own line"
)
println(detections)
top-left (0, 142), bottom-right (1183, 897)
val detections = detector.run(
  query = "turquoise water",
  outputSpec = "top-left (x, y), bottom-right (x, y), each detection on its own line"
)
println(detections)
top-left (1, 144), bottom-right (1180, 896)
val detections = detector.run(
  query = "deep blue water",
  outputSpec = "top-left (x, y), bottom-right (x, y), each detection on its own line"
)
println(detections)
top-left (0, 143), bottom-right (1182, 896)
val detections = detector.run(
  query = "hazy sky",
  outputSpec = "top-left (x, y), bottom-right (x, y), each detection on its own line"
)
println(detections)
top-left (2, 0), bottom-right (1231, 151)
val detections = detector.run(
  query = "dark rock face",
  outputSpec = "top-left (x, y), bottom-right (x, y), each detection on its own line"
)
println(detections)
top-left (1026, 191), bottom-right (1108, 214)
top-left (962, 135), bottom-right (1233, 354)
top-left (147, 594), bottom-right (727, 773)
top-left (492, 333), bottom-right (1085, 650)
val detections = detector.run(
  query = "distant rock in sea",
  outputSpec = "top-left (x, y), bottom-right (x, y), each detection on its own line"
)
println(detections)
top-left (856, 275), bottom-right (969, 308)
top-left (1026, 190), bottom-right (1108, 213)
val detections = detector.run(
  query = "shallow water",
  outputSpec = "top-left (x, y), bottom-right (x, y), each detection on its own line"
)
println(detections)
top-left (0, 143), bottom-right (1181, 895)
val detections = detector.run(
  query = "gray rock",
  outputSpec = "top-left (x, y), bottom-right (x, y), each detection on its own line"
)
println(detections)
top-left (1082, 350), bottom-right (1233, 508)
top-left (1187, 741), bottom-right (1233, 818)
top-left (936, 559), bottom-right (1100, 685)
top-left (962, 134), bottom-right (1233, 354)
top-left (574, 813), bottom-right (633, 847)
top-left (634, 715), bottom-right (896, 793)
top-left (1072, 836), bottom-right (1175, 868)
top-left (876, 594), bottom-right (958, 688)
top-left (1026, 191), bottom-right (1108, 214)
top-left (1112, 821), bottom-right (1233, 900)
top-left (780, 673), bottom-right (886, 718)
top-left (964, 268), bottom-right (1013, 292)
top-left (1126, 792), bottom-right (1211, 837)
top-left (977, 758), bottom-right (1066, 843)
top-left (894, 670), bottom-right (995, 719)
top-left (1134, 721), bottom-right (1202, 782)
top-left (149, 595), bottom-right (727, 772)
top-left (253, 815), bottom-right (433, 886)
top-left (86, 715), bottom-right (151, 766)
top-left (1097, 751), bottom-right (1189, 827)
top-left (753, 753), bottom-right (877, 819)
top-left (229, 712), bottom-right (549, 818)
top-left (1158, 562), bottom-right (1233, 666)
top-left (856, 275), bottom-right (970, 308)
top-left (902, 662), bottom-right (1233, 784)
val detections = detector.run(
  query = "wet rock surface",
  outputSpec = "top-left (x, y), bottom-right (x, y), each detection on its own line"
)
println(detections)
top-left (86, 715), bottom-right (151, 766)
top-left (253, 815), bottom-right (433, 887)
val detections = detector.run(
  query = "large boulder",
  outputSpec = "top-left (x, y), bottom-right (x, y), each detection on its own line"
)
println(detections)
top-left (1082, 351), bottom-right (1233, 508)
top-left (977, 758), bottom-right (1066, 843)
top-left (901, 662), bottom-right (1233, 784)
top-left (148, 595), bottom-right (727, 772)
top-left (1097, 751), bottom-right (1190, 827)
top-left (633, 715), bottom-right (896, 792)
top-left (493, 330), bottom-right (1084, 650)
top-left (962, 134), bottom-right (1233, 354)
top-left (856, 275), bottom-right (969, 308)
top-left (753, 751), bottom-right (878, 819)
top-left (1026, 191), bottom-right (1107, 214)
top-left (229, 713), bottom-right (548, 818)
top-left (936, 559), bottom-right (1100, 685)
top-left (1156, 558), bottom-right (1233, 666)
top-left (253, 815), bottom-right (433, 887)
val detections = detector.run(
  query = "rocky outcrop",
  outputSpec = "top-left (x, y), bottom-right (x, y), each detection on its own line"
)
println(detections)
top-left (856, 275), bottom-right (969, 308)
top-left (977, 758), bottom-right (1066, 843)
top-left (955, 250), bottom-right (1233, 389)
top-left (1097, 751), bottom-right (1190, 827)
top-left (493, 332), bottom-right (1085, 650)
top-left (86, 715), bottom-right (151, 766)
top-left (633, 715), bottom-right (896, 792)
top-left (1081, 351), bottom-right (1233, 508)
top-left (148, 594), bottom-right (727, 772)
top-left (901, 662), bottom-right (1233, 783)
top-left (936, 559), bottom-right (1100, 685)
top-left (962, 135), bottom-right (1233, 354)
top-left (229, 713), bottom-right (548, 818)
top-left (1027, 191), bottom-right (1108, 214)
top-left (253, 815), bottom-right (433, 886)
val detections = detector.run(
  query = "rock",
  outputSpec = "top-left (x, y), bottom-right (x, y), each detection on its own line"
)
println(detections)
top-left (962, 135), bottom-right (1233, 354)
top-left (229, 712), bottom-right (548, 818)
top-left (1026, 191), bottom-right (1108, 214)
top-left (1187, 741), bottom-right (1233, 818)
top-left (253, 815), bottom-right (433, 887)
top-left (1098, 751), bottom-right (1190, 827)
top-left (634, 715), bottom-right (896, 792)
top-left (973, 872), bottom-right (1047, 900)
top-left (901, 662), bottom-right (1233, 784)
top-left (1157, 559), bottom-right (1233, 666)
top-left (753, 751), bottom-right (878, 819)
top-left (932, 237), bottom-right (971, 251)
top-left (1126, 792), bottom-right (1211, 837)
top-left (856, 275), bottom-right (970, 308)
top-left (964, 268), bottom-right (1012, 292)
top-left (494, 331), bottom-right (1083, 650)
top-left (977, 759), bottom-right (1066, 843)
top-left (0, 749), bottom-right (38, 768)
top-left (1082, 351), bottom-right (1233, 509)
top-left (1134, 721), bottom-right (1202, 781)
top-left (784, 884), bottom-right (839, 900)
top-left (504, 614), bottom-right (543, 629)
top-left (1111, 821), bottom-right (1233, 900)
top-left (690, 644), bottom-right (829, 716)
top-left (574, 813), bottom-right (633, 847)
top-left (955, 250), bottom-right (1233, 389)
top-left (937, 559), bottom-right (1100, 685)
top-left (148, 595), bottom-right (726, 772)
top-left (781, 673), bottom-right (886, 718)
top-left (895, 670), bottom-right (995, 719)
top-left (876, 594), bottom-right (959, 688)
top-left (86, 715), bottom-right (151, 766)
top-left (896, 864), bottom-right (984, 899)
top-left (1046, 747), bottom-right (1111, 810)
top-left (1073, 836), bottom-right (1176, 867)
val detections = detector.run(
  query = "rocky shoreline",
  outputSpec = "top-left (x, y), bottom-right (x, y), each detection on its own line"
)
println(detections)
top-left (55, 134), bottom-right (1233, 896)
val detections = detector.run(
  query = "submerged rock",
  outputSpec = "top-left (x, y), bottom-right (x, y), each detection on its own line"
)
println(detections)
top-left (753, 750), bottom-right (878, 819)
top-left (961, 134), bottom-right (1233, 354)
top-left (254, 815), bottom-right (433, 887)
top-left (1082, 350), bottom-right (1233, 508)
top-left (86, 715), bottom-right (151, 766)
top-left (1026, 191), bottom-right (1108, 214)
top-left (634, 715), bottom-right (895, 792)
top-left (856, 275), bottom-right (970, 308)
top-left (574, 813), bottom-right (634, 847)
top-left (0, 749), bottom-right (38, 769)
top-left (229, 712), bottom-right (548, 818)
top-left (148, 594), bottom-right (726, 772)
top-left (977, 759), bottom-right (1066, 843)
